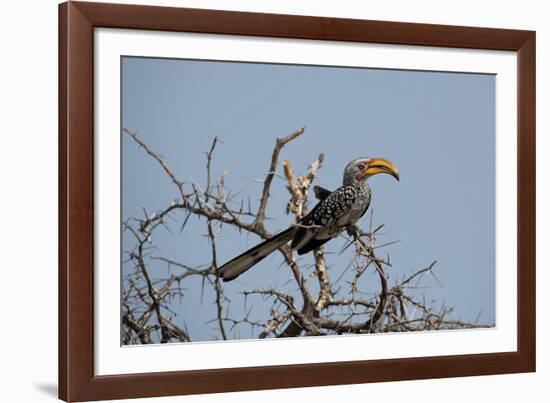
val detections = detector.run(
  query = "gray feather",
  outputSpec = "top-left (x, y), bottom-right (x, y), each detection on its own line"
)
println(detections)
top-left (218, 228), bottom-right (296, 282)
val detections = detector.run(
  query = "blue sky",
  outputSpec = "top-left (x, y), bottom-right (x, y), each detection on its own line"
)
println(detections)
top-left (122, 56), bottom-right (496, 342)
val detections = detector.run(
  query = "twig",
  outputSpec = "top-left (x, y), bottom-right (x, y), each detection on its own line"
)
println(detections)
top-left (256, 127), bottom-right (305, 226)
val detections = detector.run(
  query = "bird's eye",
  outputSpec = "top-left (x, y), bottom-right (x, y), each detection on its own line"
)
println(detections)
top-left (358, 163), bottom-right (365, 170)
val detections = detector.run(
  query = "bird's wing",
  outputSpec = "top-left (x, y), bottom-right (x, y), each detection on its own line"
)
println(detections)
top-left (218, 227), bottom-right (296, 282)
top-left (291, 185), bottom-right (357, 250)
top-left (313, 185), bottom-right (332, 200)
top-left (296, 237), bottom-right (331, 255)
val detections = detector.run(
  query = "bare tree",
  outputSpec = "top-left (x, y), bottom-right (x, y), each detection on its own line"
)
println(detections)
top-left (121, 127), bottom-right (490, 344)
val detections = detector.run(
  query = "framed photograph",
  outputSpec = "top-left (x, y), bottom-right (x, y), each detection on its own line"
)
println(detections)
top-left (59, 1), bottom-right (535, 401)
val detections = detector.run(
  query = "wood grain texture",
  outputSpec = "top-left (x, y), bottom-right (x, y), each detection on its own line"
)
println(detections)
top-left (59, 2), bottom-right (95, 401)
top-left (75, 1), bottom-right (532, 49)
top-left (58, 1), bottom-right (536, 401)
top-left (58, 4), bottom-right (68, 400)
top-left (516, 32), bottom-right (536, 369)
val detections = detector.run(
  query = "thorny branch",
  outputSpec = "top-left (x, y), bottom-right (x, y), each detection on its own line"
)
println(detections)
top-left (121, 127), bottom-right (491, 344)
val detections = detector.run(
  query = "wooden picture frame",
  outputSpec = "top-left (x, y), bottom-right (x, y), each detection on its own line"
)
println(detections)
top-left (59, 1), bottom-right (535, 401)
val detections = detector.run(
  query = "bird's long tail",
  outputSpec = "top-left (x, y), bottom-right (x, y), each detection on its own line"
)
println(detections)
top-left (217, 227), bottom-right (296, 282)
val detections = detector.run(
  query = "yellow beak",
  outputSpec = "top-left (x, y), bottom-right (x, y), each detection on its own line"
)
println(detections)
top-left (363, 158), bottom-right (400, 181)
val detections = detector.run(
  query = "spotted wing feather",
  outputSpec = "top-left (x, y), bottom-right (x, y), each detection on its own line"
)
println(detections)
top-left (291, 185), bottom-right (359, 251)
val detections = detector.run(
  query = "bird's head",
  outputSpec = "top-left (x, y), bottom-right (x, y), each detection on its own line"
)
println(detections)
top-left (343, 157), bottom-right (400, 185)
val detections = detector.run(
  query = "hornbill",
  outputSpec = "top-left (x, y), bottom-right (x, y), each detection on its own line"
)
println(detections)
top-left (218, 157), bottom-right (399, 281)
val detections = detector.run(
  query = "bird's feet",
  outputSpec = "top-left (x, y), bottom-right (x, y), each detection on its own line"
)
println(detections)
top-left (346, 225), bottom-right (361, 239)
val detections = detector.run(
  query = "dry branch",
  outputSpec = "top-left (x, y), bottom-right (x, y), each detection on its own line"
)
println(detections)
top-left (121, 127), bottom-right (492, 344)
